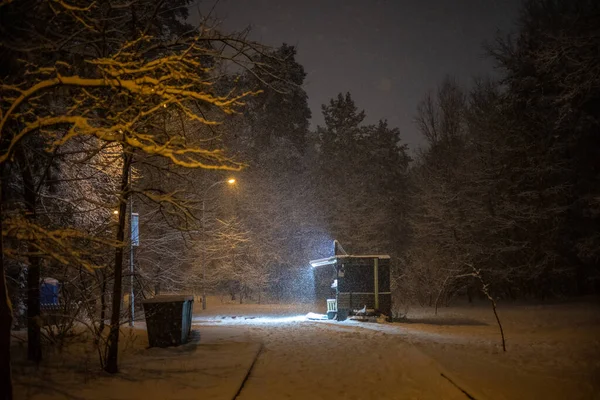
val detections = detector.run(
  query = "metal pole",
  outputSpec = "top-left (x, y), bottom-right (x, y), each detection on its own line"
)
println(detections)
top-left (374, 257), bottom-right (379, 310)
top-left (129, 168), bottom-right (134, 327)
top-left (200, 179), bottom-right (234, 310)
top-left (201, 198), bottom-right (206, 310)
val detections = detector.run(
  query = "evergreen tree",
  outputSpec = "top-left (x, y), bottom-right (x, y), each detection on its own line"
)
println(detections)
top-left (245, 44), bottom-right (312, 159)
top-left (316, 92), bottom-right (410, 254)
top-left (320, 92), bottom-right (366, 162)
top-left (491, 0), bottom-right (600, 294)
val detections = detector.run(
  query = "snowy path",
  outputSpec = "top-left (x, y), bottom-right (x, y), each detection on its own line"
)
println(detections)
top-left (195, 320), bottom-right (468, 399)
top-left (12, 299), bottom-right (598, 399)
top-left (193, 299), bottom-right (600, 400)
top-left (13, 330), bottom-right (263, 400)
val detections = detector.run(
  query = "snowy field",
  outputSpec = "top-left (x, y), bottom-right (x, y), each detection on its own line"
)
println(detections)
top-left (390, 299), bottom-right (600, 400)
top-left (11, 296), bottom-right (600, 399)
top-left (194, 303), bottom-right (467, 399)
top-left (194, 297), bottom-right (600, 400)
top-left (12, 326), bottom-right (261, 400)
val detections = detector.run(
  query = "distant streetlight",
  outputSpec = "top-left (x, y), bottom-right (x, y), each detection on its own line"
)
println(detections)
top-left (113, 210), bottom-right (119, 215)
top-left (200, 178), bottom-right (237, 310)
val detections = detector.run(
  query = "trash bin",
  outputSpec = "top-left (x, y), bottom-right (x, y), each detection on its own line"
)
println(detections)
top-left (142, 295), bottom-right (194, 347)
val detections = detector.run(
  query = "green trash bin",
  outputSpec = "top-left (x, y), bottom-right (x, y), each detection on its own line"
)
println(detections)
top-left (142, 295), bottom-right (194, 347)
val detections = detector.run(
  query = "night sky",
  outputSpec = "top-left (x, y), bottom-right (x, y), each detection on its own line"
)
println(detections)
top-left (194, 0), bottom-right (522, 149)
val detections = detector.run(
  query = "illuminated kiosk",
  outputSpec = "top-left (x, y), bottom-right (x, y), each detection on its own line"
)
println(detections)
top-left (310, 241), bottom-right (391, 321)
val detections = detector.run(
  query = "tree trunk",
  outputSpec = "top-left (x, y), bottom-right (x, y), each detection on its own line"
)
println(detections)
top-left (0, 264), bottom-right (12, 400)
top-left (105, 151), bottom-right (132, 374)
top-left (473, 267), bottom-right (506, 352)
top-left (0, 163), bottom-right (14, 399)
top-left (154, 264), bottom-right (161, 295)
top-left (17, 148), bottom-right (42, 363)
top-left (26, 260), bottom-right (41, 362)
top-left (489, 295), bottom-right (506, 352)
top-left (467, 284), bottom-right (473, 303)
top-left (98, 269), bottom-right (107, 335)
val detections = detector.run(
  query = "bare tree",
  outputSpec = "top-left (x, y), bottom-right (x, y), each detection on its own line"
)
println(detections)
top-left (199, 216), bottom-right (272, 303)
top-left (0, 0), bottom-right (271, 388)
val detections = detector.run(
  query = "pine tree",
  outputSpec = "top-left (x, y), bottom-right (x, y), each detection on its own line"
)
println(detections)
top-left (245, 44), bottom-right (312, 158)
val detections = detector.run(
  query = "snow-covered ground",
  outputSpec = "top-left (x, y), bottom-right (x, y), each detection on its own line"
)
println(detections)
top-left (195, 297), bottom-right (600, 400)
top-left (405, 301), bottom-right (600, 399)
top-left (395, 299), bottom-right (600, 400)
top-left (195, 319), bottom-right (467, 399)
top-left (12, 326), bottom-right (261, 400)
top-left (11, 297), bottom-right (600, 399)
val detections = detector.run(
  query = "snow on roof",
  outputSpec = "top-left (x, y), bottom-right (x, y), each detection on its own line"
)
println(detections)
top-left (310, 254), bottom-right (391, 268)
top-left (142, 294), bottom-right (194, 303)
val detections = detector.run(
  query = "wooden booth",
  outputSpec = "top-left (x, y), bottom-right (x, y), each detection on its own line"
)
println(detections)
top-left (310, 242), bottom-right (391, 321)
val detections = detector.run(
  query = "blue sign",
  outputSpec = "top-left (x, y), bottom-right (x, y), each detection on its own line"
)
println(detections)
top-left (131, 213), bottom-right (139, 246)
top-left (40, 278), bottom-right (59, 305)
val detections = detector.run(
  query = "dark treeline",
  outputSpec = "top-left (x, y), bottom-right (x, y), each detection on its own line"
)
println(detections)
top-left (245, 0), bottom-right (600, 307)
top-left (200, 0), bottom-right (600, 307)
top-left (0, 0), bottom-right (598, 397)
top-left (403, 0), bottom-right (600, 305)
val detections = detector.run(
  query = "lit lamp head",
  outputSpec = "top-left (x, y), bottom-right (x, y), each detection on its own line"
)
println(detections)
top-left (227, 178), bottom-right (236, 185)
top-left (113, 210), bottom-right (119, 215)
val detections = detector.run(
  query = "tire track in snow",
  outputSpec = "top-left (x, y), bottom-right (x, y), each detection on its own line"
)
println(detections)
top-left (233, 321), bottom-right (468, 400)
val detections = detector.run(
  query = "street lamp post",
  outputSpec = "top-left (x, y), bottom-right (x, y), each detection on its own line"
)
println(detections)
top-left (128, 170), bottom-right (140, 327)
top-left (200, 178), bottom-right (236, 310)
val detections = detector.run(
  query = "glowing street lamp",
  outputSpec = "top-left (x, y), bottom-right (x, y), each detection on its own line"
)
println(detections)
top-left (200, 178), bottom-right (237, 310)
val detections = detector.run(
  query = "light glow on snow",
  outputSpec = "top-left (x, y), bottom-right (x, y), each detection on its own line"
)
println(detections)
top-left (193, 312), bottom-right (331, 325)
top-left (193, 314), bottom-right (310, 325)
top-left (255, 315), bottom-right (308, 323)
